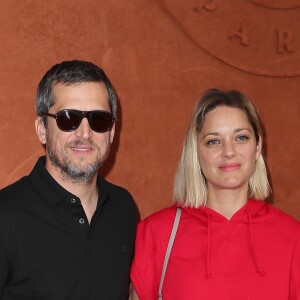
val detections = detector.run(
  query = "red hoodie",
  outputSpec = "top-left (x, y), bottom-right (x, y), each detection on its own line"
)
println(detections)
top-left (130, 200), bottom-right (300, 299)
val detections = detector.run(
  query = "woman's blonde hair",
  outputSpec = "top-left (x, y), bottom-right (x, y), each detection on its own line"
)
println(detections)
top-left (173, 88), bottom-right (271, 208)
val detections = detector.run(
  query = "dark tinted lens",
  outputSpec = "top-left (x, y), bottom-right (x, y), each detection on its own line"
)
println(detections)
top-left (88, 111), bottom-right (114, 133)
top-left (57, 110), bottom-right (82, 131)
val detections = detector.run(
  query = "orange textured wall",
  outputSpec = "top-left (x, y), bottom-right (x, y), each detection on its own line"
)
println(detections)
top-left (0, 0), bottom-right (299, 220)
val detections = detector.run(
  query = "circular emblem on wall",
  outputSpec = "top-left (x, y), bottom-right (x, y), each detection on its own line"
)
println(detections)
top-left (157, 0), bottom-right (300, 77)
top-left (248, 0), bottom-right (300, 9)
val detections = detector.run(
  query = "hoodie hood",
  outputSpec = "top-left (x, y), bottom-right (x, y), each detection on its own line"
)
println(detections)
top-left (182, 199), bottom-right (279, 277)
top-left (183, 199), bottom-right (277, 224)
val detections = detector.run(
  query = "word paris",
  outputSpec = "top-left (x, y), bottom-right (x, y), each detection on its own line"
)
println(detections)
top-left (197, 0), bottom-right (295, 54)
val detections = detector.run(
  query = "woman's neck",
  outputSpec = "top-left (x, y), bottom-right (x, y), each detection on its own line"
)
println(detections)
top-left (206, 188), bottom-right (248, 220)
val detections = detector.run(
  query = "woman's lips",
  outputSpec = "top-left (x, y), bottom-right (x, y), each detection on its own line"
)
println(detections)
top-left (219, 163), bottom-right (241, 171)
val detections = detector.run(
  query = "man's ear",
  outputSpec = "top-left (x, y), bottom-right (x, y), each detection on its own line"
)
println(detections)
top-left (35, 116), bottom-right (47, 145)
top-left (109, 123), bottom-right (115, 144)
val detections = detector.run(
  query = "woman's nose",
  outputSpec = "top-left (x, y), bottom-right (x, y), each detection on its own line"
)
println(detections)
top-left (222, 141), bottom-right (236, 158)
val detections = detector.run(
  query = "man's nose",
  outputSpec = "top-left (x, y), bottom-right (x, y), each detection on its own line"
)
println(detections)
top-left (74, 117), bottom-right (93, 139)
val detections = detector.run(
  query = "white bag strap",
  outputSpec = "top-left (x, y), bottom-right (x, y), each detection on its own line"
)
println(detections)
top-left (158, 207), bottom-right (182, 300)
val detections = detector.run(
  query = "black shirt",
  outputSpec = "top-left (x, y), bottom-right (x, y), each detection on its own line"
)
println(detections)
top-left (0, 156), bottom-right (138, 299)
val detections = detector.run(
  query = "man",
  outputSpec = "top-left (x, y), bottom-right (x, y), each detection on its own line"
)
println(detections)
top-left (0, 60), bottom-right (138, 299)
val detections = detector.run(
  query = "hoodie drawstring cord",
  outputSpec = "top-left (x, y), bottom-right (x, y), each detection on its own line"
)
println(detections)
top-left (206, 213), bottom-right (212, 277)
top-left (247, 209), bottom-right (265, 276)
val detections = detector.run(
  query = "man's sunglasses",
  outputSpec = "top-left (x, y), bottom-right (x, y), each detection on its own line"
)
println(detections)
top-left (44, 109), bottom-right (115, 133)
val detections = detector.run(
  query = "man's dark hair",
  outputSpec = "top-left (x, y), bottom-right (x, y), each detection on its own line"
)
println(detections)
top-left (36, 60), bottom-right (117, 124)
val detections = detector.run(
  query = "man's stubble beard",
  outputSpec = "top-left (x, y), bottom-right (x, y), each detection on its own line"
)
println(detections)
top-left (46, 136), bottom-right (111, 184)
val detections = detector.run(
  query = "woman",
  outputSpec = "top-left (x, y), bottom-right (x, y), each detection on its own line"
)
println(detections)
top-left (130, 89), bottom-right (300, 299)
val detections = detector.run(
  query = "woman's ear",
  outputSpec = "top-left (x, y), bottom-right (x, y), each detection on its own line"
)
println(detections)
top-left (35, 116), bottom-right (47, 145)
top-left (256, 136), bottom-right (262, 160)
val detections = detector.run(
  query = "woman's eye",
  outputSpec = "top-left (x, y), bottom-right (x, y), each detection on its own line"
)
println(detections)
top-left (236, 135), bottom-right (249, 142)
top-left (207, 139), bottom-right (220, 146)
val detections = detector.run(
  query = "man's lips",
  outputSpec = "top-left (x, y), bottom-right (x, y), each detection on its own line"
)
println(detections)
top-left (70, 146), bottom-right (94, 152)
top-left (219, 163), bottom-right (241, 171)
